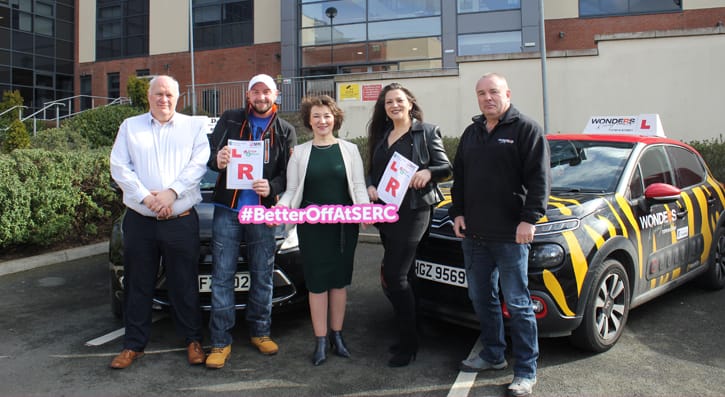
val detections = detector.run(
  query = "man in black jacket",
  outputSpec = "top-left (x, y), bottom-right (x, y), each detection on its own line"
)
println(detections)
top-left (449, 73), bottom-right (550, 397)
top-left (205, 74), bottom-right (296, 368)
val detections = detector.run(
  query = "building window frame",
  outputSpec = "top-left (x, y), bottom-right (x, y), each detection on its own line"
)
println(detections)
top-left (579, 0), bottom-right (682, 17)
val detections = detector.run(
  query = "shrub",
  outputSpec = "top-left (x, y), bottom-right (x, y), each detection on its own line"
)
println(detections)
top-left (2, 119), bottom-right (31, 153)
top-left (31, 127), bottom-right (91, 151)
top-left (61, 105), bottom-right (144, 148)
top-left (688, 136), bottom-right (725, 182)
top-left (0, 148), bottom-right (119, 249)
top-left (127, 75), bottom-right (149, 111)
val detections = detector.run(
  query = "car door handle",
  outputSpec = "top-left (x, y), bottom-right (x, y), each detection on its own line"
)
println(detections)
top-left (707, 196), bottom-right (718, 206)
top-left (676, 208), bottom-right (688, 218)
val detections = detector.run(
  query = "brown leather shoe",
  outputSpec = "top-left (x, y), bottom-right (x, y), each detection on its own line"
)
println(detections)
top-left (187, 341), bottom-right (205, 365)
top-left (110, 349), bottom-right (144, 369)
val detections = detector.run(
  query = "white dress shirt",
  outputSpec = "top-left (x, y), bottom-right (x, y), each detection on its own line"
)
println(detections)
top-left (110, 112), bottom-right (211, 217)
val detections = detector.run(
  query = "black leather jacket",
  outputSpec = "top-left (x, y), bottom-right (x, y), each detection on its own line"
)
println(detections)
top-left (368, 120), bottom-right (452, 209)
top-left (207, 106), bottom-right (297, 209)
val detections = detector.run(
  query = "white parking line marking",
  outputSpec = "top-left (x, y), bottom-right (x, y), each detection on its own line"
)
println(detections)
top-left (85, 328), bottom-right (124, 347)
top-left (340, 384), bottom-right (454, 396)
top-left (84, 313), bottom-right (167, 346)
top-left (447, 339), bottom-right (483, 397)
top-left (50, 347), bottom-right (188, 359)
top-left (178, 379), bottom-right (303, 392)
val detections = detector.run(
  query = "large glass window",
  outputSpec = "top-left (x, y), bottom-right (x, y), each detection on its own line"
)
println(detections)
top-left (368, 17), bottom-right (440, 41)
top-left (301, 0), bottom-right (365, 27)
top-left (0, 1), bottom-right (75, 115)
top-left (300, 0), bottom-right (442, 71)
top-left (457, 0), bottom-right (520, 13)
top-left (96, 0), bottom-right (148, 60)
top-left (80, 75), bottom-right (92, 111)
top-left (580, 0), bottom-right (681, 17)
top-left (193, 0), bottom-right (253, 50)
top-left (368, 0), bottom-right (440, 20)
top-left (458, 31), bottom-right (521, 56)
top-left (107, 72), bottom-right (120, 99)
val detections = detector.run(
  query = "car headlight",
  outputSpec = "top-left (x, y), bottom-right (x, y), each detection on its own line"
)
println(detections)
top-left (535, 219), bottom-right (580, 235)
top-left (529, 243), bottom-right (565, 269)
top-left (279, 225), bottom-right (299, 252)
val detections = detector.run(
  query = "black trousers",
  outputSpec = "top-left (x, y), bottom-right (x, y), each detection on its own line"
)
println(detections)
top-left (379, 206), bottom-right (430, 292)
top-left (121, 209), bottom-right (202, 351)
top-left (378, 206), bottom-right (430, 350)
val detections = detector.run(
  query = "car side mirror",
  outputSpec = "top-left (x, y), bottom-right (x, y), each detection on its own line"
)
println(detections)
top-left (644, 182), bottom-right (681, 203)
top-left (636, 183), bottom-right (681, 212)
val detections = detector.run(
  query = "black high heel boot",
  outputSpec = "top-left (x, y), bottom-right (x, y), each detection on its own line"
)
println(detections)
top-left (388, 346), bottom-right (417, 367)
top-left (312, 336), bottom-right (327, 366)
top-left (329, 330), bottom-right (351, 358)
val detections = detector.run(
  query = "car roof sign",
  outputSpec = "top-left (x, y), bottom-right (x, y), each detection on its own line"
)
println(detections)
top-left (582, 114), bottom-right (665, 137)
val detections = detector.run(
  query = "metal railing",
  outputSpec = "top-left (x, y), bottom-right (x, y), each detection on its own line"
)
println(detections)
top-left (0, 95), bottom-right (132, 136)
top-left (183, 75), bottom-right (336, 116)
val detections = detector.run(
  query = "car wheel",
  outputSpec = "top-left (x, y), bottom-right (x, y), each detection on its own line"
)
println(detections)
top-left (699, 226), bottom-right (725, 290)
top-left (110, 272), bottom-right (123, 319)
top-left (570, 258), bottom-right (630, 353)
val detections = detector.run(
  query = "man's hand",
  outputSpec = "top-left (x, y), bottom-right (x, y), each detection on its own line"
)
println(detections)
top-left (516, 221), bottom-right (536, 244)
top-left (453, 216), bottom-right (466, 238)
top-left (143, 189), bottom-right (176, 216)
top-left (252, 179), bottom-right (271, 198)
top-left (217, 145), bottom-right (230, 169)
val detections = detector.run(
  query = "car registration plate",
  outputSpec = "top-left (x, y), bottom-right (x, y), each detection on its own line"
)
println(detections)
top-left (415, 260), bottom-right (467, 288)
top-left (198, 273), bottom-right (250, 293)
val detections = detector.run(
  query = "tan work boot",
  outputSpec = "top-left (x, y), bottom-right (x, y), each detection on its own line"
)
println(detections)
top-left (205, 345), bottom-right (231, 369)
top-left (250, 336), bottom-right (279, 355)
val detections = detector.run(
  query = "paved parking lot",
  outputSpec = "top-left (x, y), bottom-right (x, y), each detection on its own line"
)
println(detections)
top-left (1, 242), bottom-right (724, 396)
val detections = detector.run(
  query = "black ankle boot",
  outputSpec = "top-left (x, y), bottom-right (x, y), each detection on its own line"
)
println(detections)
top-left (329, 330), bottom-right (351, 358)
top-left (388, 346), bottom-right (417, 367)
top-left (312, 336), bottom-right (327, 366)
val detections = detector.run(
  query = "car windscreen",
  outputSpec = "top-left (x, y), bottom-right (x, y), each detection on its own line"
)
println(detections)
top-left (549, 140), bottom-right (634, 193)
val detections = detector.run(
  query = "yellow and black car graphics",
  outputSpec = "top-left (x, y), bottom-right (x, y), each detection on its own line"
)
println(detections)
top-left (414, 134), bottom-right (725, 352)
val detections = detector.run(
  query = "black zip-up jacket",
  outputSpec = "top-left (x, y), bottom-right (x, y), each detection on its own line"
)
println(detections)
top-left (207, 106), bottom-right (297, 209)
top-left (449, 105), bottom-right (550, 242)
top-left (368, 120), bottom-right (452, 209)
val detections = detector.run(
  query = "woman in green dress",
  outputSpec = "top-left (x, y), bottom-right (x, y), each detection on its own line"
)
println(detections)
top-left (278, 95), bottom-right (369, 366)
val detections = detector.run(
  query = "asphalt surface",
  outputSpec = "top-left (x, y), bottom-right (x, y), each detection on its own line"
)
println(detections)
top-left (3, 231), bottom-right (725, 397)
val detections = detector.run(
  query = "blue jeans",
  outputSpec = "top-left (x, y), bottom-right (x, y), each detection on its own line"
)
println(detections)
top-left (209, 205), bottom-right (276, 347)
top-left (462, 237), bottom-right (538, 380)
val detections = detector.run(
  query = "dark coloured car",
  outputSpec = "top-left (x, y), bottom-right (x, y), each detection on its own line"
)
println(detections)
top-left (109, 170), bottom-right (305, 318)
top-left (414, 133), bottom-right (725, 352)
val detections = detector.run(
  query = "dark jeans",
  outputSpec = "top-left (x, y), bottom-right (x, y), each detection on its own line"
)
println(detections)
top-left (121, 209), bottom-right (202, 351)
top-left (462, 237), bottom-right (538, 379)
top-left (209, 205), bottom-right (276, 347)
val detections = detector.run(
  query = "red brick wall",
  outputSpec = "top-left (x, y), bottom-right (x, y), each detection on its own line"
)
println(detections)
top-left (76, 42), bottom-right (281, 105)
top-left (545, 8), bottom-right (725, 51)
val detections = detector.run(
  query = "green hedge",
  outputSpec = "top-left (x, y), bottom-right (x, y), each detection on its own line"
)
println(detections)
top-left (0, 148), bottom-right (120, 249)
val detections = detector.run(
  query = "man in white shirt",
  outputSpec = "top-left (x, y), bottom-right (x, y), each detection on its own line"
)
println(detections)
top-left (109, 75), bottom-right (210, 369)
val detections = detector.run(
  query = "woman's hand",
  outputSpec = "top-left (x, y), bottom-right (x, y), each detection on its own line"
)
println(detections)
top-left (367, 185), bottom-right (379, 202)
top-left (410, 169), bottom-right (432, 189)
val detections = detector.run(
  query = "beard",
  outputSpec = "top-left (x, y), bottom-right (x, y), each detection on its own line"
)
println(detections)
top-left (251, 101), bottom-right (273, 115)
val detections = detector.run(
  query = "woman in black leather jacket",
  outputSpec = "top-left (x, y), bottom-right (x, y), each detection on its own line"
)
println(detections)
top-left (366, 83), bottom-right (452, 367)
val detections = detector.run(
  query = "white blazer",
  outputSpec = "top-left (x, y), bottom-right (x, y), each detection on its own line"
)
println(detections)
top-left (278, 139), bottom-right (370, 209)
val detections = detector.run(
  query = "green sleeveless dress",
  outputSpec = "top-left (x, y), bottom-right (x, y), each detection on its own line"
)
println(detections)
top-left (297, 143), bottom-right (359, 293)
